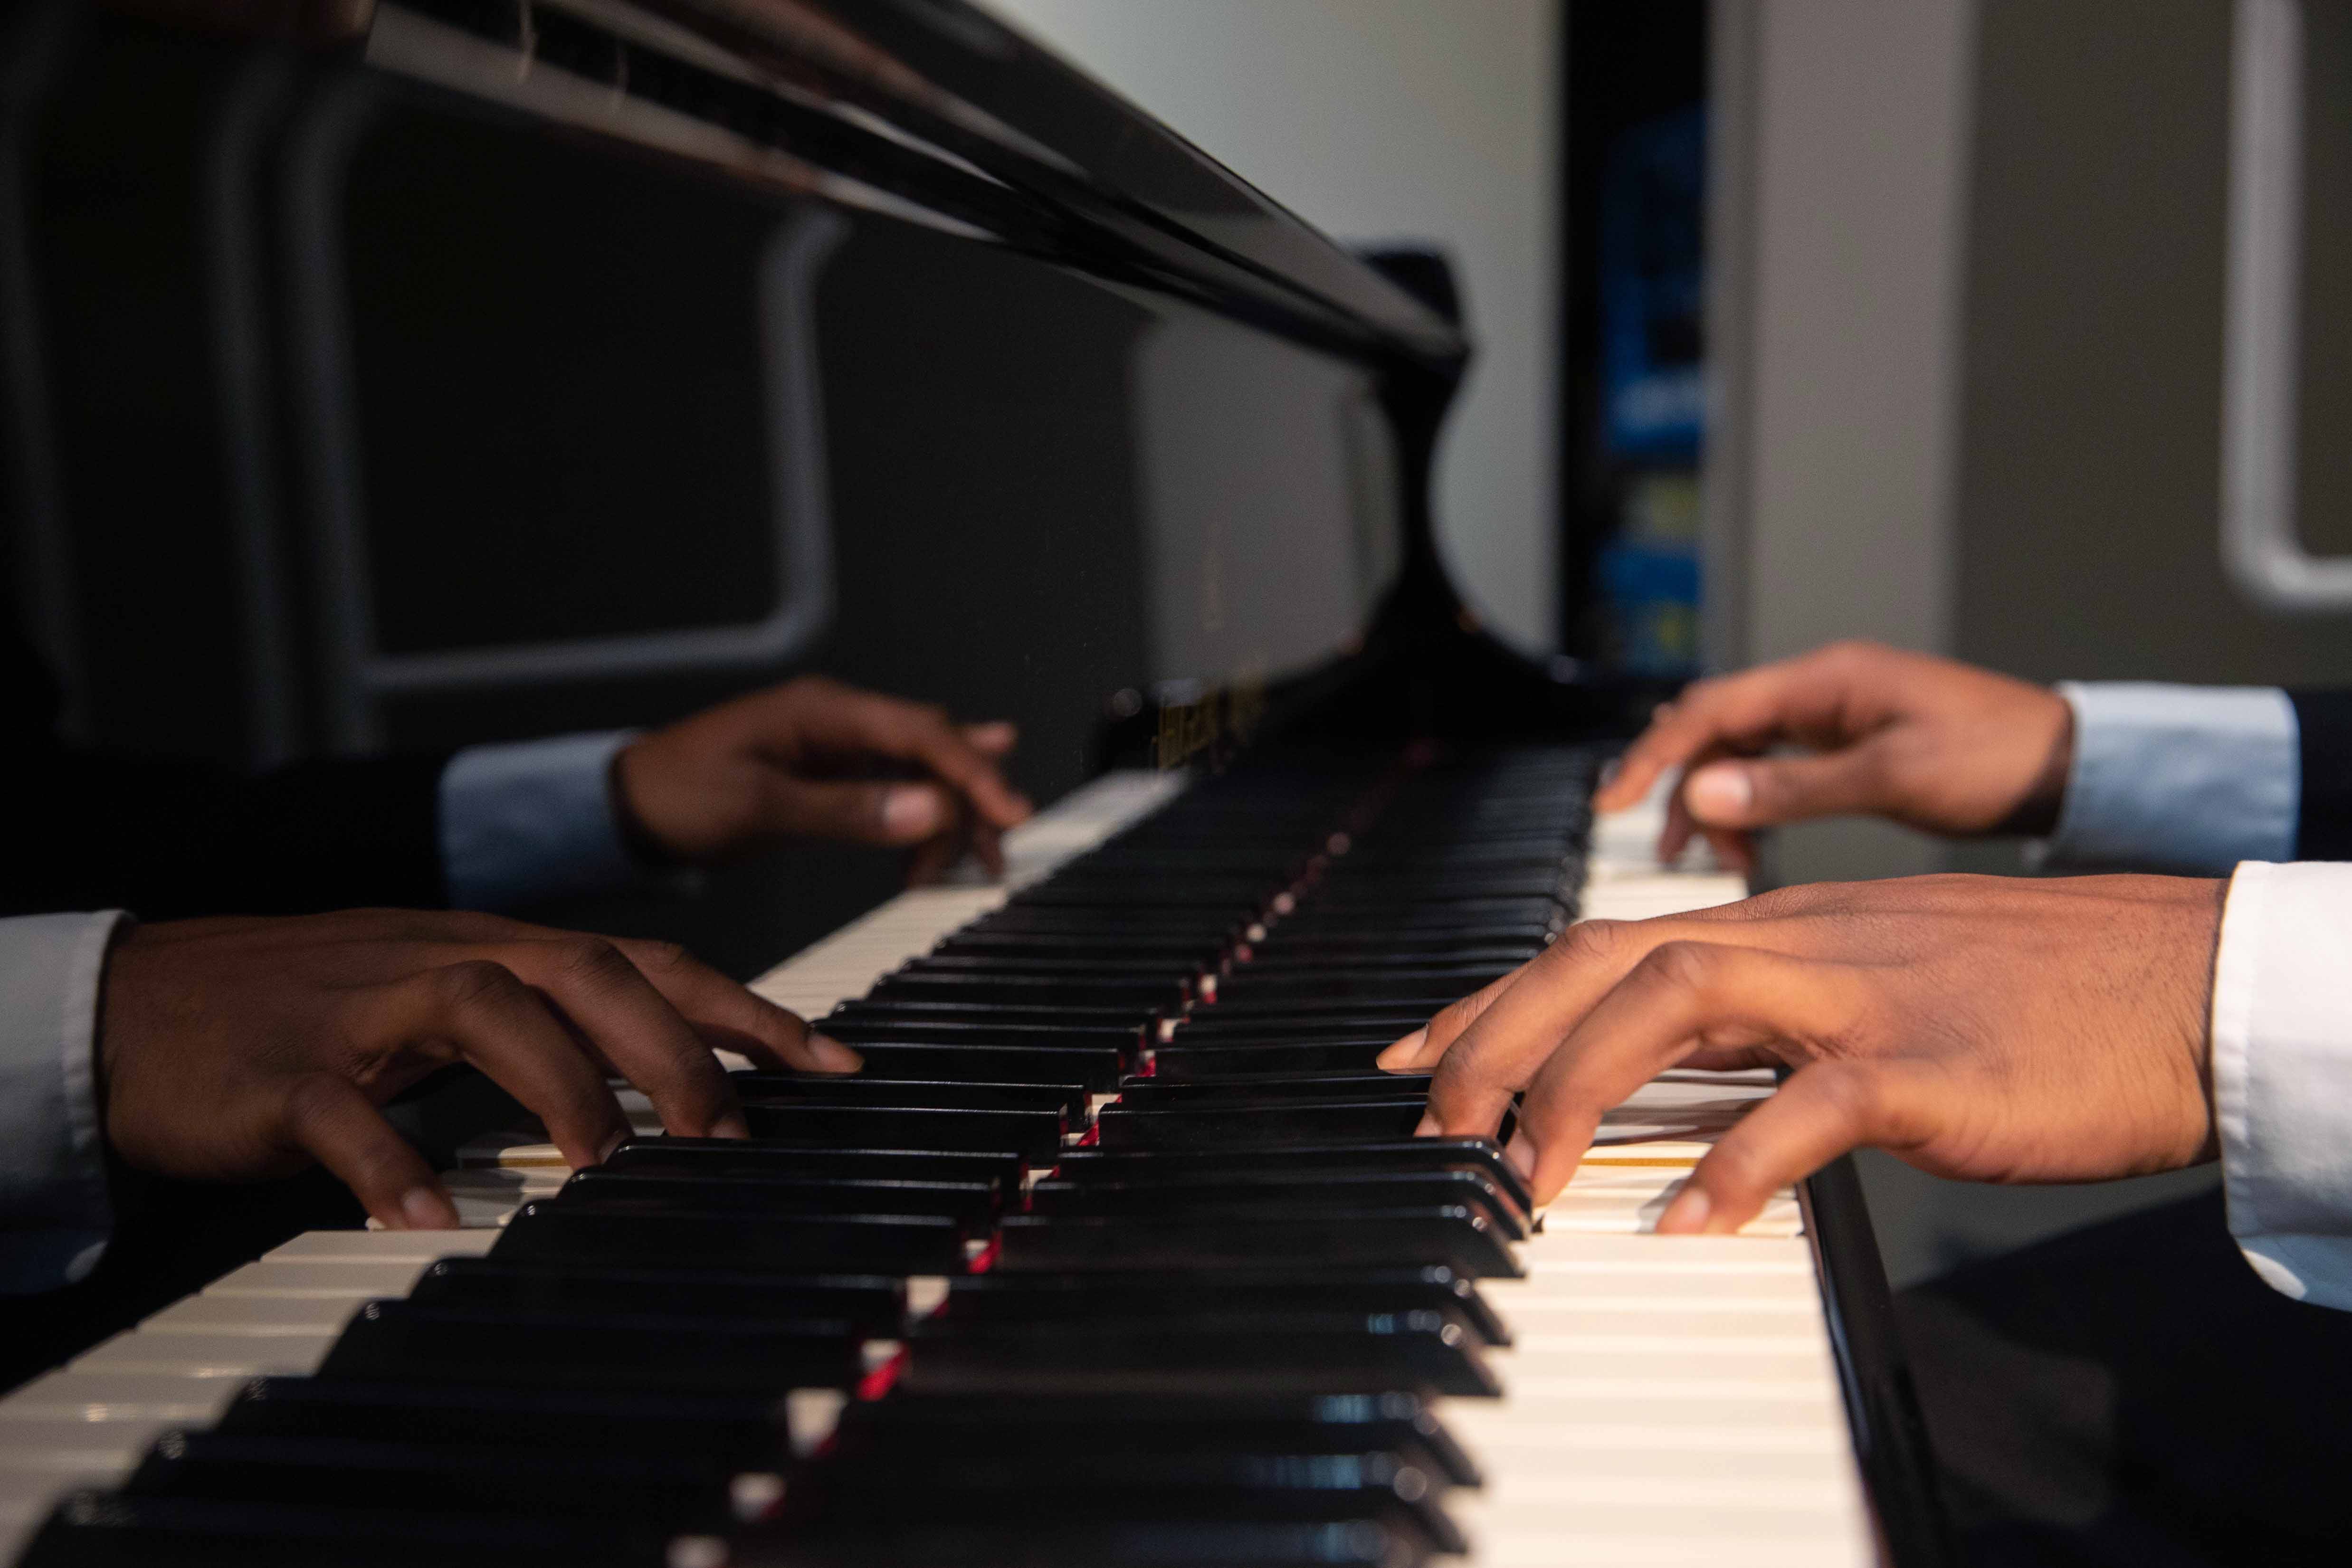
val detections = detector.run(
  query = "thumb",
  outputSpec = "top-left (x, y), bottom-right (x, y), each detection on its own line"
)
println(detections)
top-left (1681, 747), bottom-right (1890, 829)
top-left (761, 776), bottom-right (954, 846)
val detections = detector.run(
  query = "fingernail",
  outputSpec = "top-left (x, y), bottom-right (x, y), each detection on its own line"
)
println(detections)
top-left (1377, 1029), bottom-right (1426, 1072)
top-left (971, 721), bottom-right (1017, 749)
top-left (881, 785), bottom-right (945, 838)
top-left (400, 1186), bottom-right (458, 1231)
top-left (1503, 1131), bottom-right (1536, 1180)
top-left (1685, 764), bottom-right (1752, 824)
top-left (1412, 1113), bottom-right (1441, 1138)
top-left (812, 1034), bottom-right (863, 1072)
top-left (1658, 1186), bottom-right (1711, 1234)
top-left (712, 1113), bottom-right (750, 1141)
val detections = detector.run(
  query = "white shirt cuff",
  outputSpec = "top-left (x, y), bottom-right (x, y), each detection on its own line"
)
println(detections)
top-left (438, 731), bottom-right (643, 911)
top-left (2213, 860), bottom-right (2352, 1308)
top-left (0, 911), bottom-right (125, 1294)
top-left (2038, 683), bottom-right (2297, 873)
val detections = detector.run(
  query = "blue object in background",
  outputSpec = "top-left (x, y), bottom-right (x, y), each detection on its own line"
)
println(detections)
top-left (1600, 106), bottom-right (1706, 459)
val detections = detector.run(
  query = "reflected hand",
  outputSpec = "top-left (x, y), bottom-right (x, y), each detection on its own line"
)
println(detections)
top-left (1379, 874), bottom-right (2222, 1224)
top-left (616, 676), bottom-right (1032, 877)
top-left (1593, 641), bottom-right (2072, 871)
top-left (99, 910), bottom-right (857, 1229)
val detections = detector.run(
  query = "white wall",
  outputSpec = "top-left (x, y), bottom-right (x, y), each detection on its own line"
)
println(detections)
top-left (979, 0), bottom-right (1561, 652)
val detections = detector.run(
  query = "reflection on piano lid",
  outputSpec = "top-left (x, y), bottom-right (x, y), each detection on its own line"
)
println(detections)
top-left (1, 2), bottom-right (1952, 1565)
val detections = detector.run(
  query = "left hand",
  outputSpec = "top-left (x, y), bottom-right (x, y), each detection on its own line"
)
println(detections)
top-left (615, 676), bottom-right (1032, 877)
top-left (1378, 874), bottom-right (2225, 1227)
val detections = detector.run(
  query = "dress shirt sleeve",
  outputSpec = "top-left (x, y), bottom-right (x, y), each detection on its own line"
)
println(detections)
top-left (0, 912), bottom-right (124, 1295)
top-left (2212, 860), bottom-right (2352, 1309)
top-left (438, 731), bottom-right (644, 912)
top-left (2037, 683), bottom-right (2298, 874)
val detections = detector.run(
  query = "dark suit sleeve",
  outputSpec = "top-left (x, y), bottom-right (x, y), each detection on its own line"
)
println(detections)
top-left (2287, 690), bottom-right (2352, 860)
top-left (5, 746), bottom-right (452, 921)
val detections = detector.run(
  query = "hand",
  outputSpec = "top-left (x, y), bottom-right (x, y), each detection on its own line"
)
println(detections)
top-left (616, 676), bottom-right (1032, 878)
top-left (98, 910), bottom-right (859, 1229)
top-left (1379, 874), bottom-right (2224, 1226)
top-left (1594, 641), bottom-right (2073, 871)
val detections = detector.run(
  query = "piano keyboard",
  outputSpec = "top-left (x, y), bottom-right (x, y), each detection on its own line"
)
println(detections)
top-left (0, 751), bottom-right (1872, 1568)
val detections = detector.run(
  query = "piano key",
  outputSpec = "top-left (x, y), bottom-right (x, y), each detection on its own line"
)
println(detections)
top-left (734, 1102), bottom-right (1065, 1160)
top-left (996, 1207), bottom-right (1520, 1278)
top-left (314, 1301), bottom-right (871, 1395)
top-left (16, 1490), bottom-right (659, 1568)
top-left (602, 1137), bottom-right (1023, 1190)
top-left (1110, 1072), bottom-right (1436, 1107)
top-left (745, 1037), bottom-right (1129, 1090)
top-left (1093, 1098), bottom-right (1476, 1150)
top-left (407, 1258), bottom-right (909, 1333)
top-left (932, 1268), bottom-right (1509, 1348)
top-left (489, 1199), bottom-right (972, 1273)
top-left (1026, 1171), bottom-right (1526, 1240)
top-left (1051, 1139), bottom-right (1534, 1216)
top-left (555, 1169), bottom-right (1002, 1224)
top-left (729, 1071), bottom-right (1087, 1120)
top-left (208, 1377), bottom-right (787, 1462)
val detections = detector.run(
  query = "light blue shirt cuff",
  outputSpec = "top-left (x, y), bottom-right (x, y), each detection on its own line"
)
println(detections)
top-left (2038, 683), bottom-right (2298, 874)
top-left (0, 911), bottom-right (124, 1295)
top-left (438, 731), bottom-right (643, 911)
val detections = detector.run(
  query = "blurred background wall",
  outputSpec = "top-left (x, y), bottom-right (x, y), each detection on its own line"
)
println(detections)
top-left (981, 0), bottom-right (1562, 657)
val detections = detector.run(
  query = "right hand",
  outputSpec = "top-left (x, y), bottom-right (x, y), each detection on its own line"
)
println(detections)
top-left (98, 910), bottom-right (859, 1230)
top-left (1595, 641), bottom-right (2074, 870)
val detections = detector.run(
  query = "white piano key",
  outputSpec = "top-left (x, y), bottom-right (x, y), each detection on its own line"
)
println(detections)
top-left (0, 1419), bottom-right (167, 1471)
top-left (70, 1331), bottom-right (338, 1379)
top-left (141, 1293), bottom-right (367, 1337)
top-left (264, 1226), bottom-right (499, 1264)
top-left (200, 1258), bottom-right (432, 1300)
top-left (0, 1372), bottom-right (247, 1425)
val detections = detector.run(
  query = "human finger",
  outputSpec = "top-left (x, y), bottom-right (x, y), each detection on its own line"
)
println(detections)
top-left (382, 960), bottom-right (635, 1167)
top-left (1507, 942), bottom-right (1866, 1204)
top-left (1417, 919), bottom-right (1669, 1144)
top-left (1379, 965), bottom-right (1524, 1074)
top-left (808, 694), bottom-right (1033, 830)
top-left (962, 720), bottom-right (1017, 757)
top-left (1680, 744), bottom-right (1895, 831)
top-left (1596, 652), bottom-right (1878, 815)
top-left (605, 935), bottom-right (861, 1075)
top-left (1656, 1058), bottom-right (1932, 1234)
top-left (279, 1072), bottom-right (459, 1230)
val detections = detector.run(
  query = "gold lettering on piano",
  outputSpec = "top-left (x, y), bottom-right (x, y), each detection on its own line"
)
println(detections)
top-left (1152, 669), bottom-right (1269, 771)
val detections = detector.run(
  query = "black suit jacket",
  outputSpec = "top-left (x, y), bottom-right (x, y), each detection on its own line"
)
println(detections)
top-left (2291, 691), bottom-right (2352, 860)
top-left (3, 634), bottom-right (451, 921)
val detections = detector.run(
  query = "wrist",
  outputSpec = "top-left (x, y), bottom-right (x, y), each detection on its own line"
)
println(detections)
top-left (607, 739), bottom-right (683, 869)
top-left (1996, 690), bottom-right (2075, 837)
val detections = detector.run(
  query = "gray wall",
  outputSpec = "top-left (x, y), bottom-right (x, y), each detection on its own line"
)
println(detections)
top-left (1713, 0), bottom-right (2352, 1285)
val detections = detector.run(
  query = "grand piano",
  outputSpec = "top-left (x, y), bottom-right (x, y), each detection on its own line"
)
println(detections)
top-left (0, 0), bottom-right (1949, 1562)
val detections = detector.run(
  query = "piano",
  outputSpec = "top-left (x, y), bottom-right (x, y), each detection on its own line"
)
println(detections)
top-left (0, 0), bottom-right (1951, 1562)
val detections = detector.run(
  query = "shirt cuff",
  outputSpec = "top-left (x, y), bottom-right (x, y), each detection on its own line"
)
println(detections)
top-left (438, 731), bottom-right (643, 911)
top-left (2037, 683), bottom-right (2298, 873)
top-left (0, 911), bottom-right (125, 1295)
top-left (2213, 860), bottom-right (2352, 1308)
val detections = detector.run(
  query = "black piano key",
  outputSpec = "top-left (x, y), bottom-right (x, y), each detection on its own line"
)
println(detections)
top-left (1052, 1140), bottom-right (1533, 1216)
top-left (730, 1071), bottom-right (1088, 1120)
top-left (775, 1037), bottom-right (1128, 1089)
top-left (995, 1207), bottom-right (1521, 1278)
top-left (120, 1432), bottom-right (736, 1531)
top-left (18, 1492), bottom-right (654, 1568)
top-left (604, 1137), bottom-right (1022, 1190)
top-left (1025, 1170), bottom-right (1525, 1240)
top-left (1151, 1039), bottom-right (1400, 1078)
top-left (1093, 1097), bottom-right (1440, 1149)
top-left (867, 972), bottom-right (1188, 1010)
top-left (1113, 1072), bottom-right (1434, 1106)
top-left (1168, 1010), bottom-right (1446, 1038)
top-left (934, 932), bottom-right (1229, 965)
top-left (899, 1310), bottom-right (1499, 1401)
top-left (736, 1102), bottom-right (1065, 1160)
top-left (211, 1376), bottom-right (786, 1462)
top-left (831, 1388), bottom-right (1481, 1486)
top-left (408, 1258), bottom-right (907, 1331)
top-left (733, 1512), bottom-right (1431, 1568)
top-left (556, 1169), bottom-right (1000, 1224)
top-left (490, 1199), bottom-right (971, 1273)
top-left (934, 1269), bottom-right (1504, 1347)
top-left (318, 1299), bottom-right (873, 1395)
